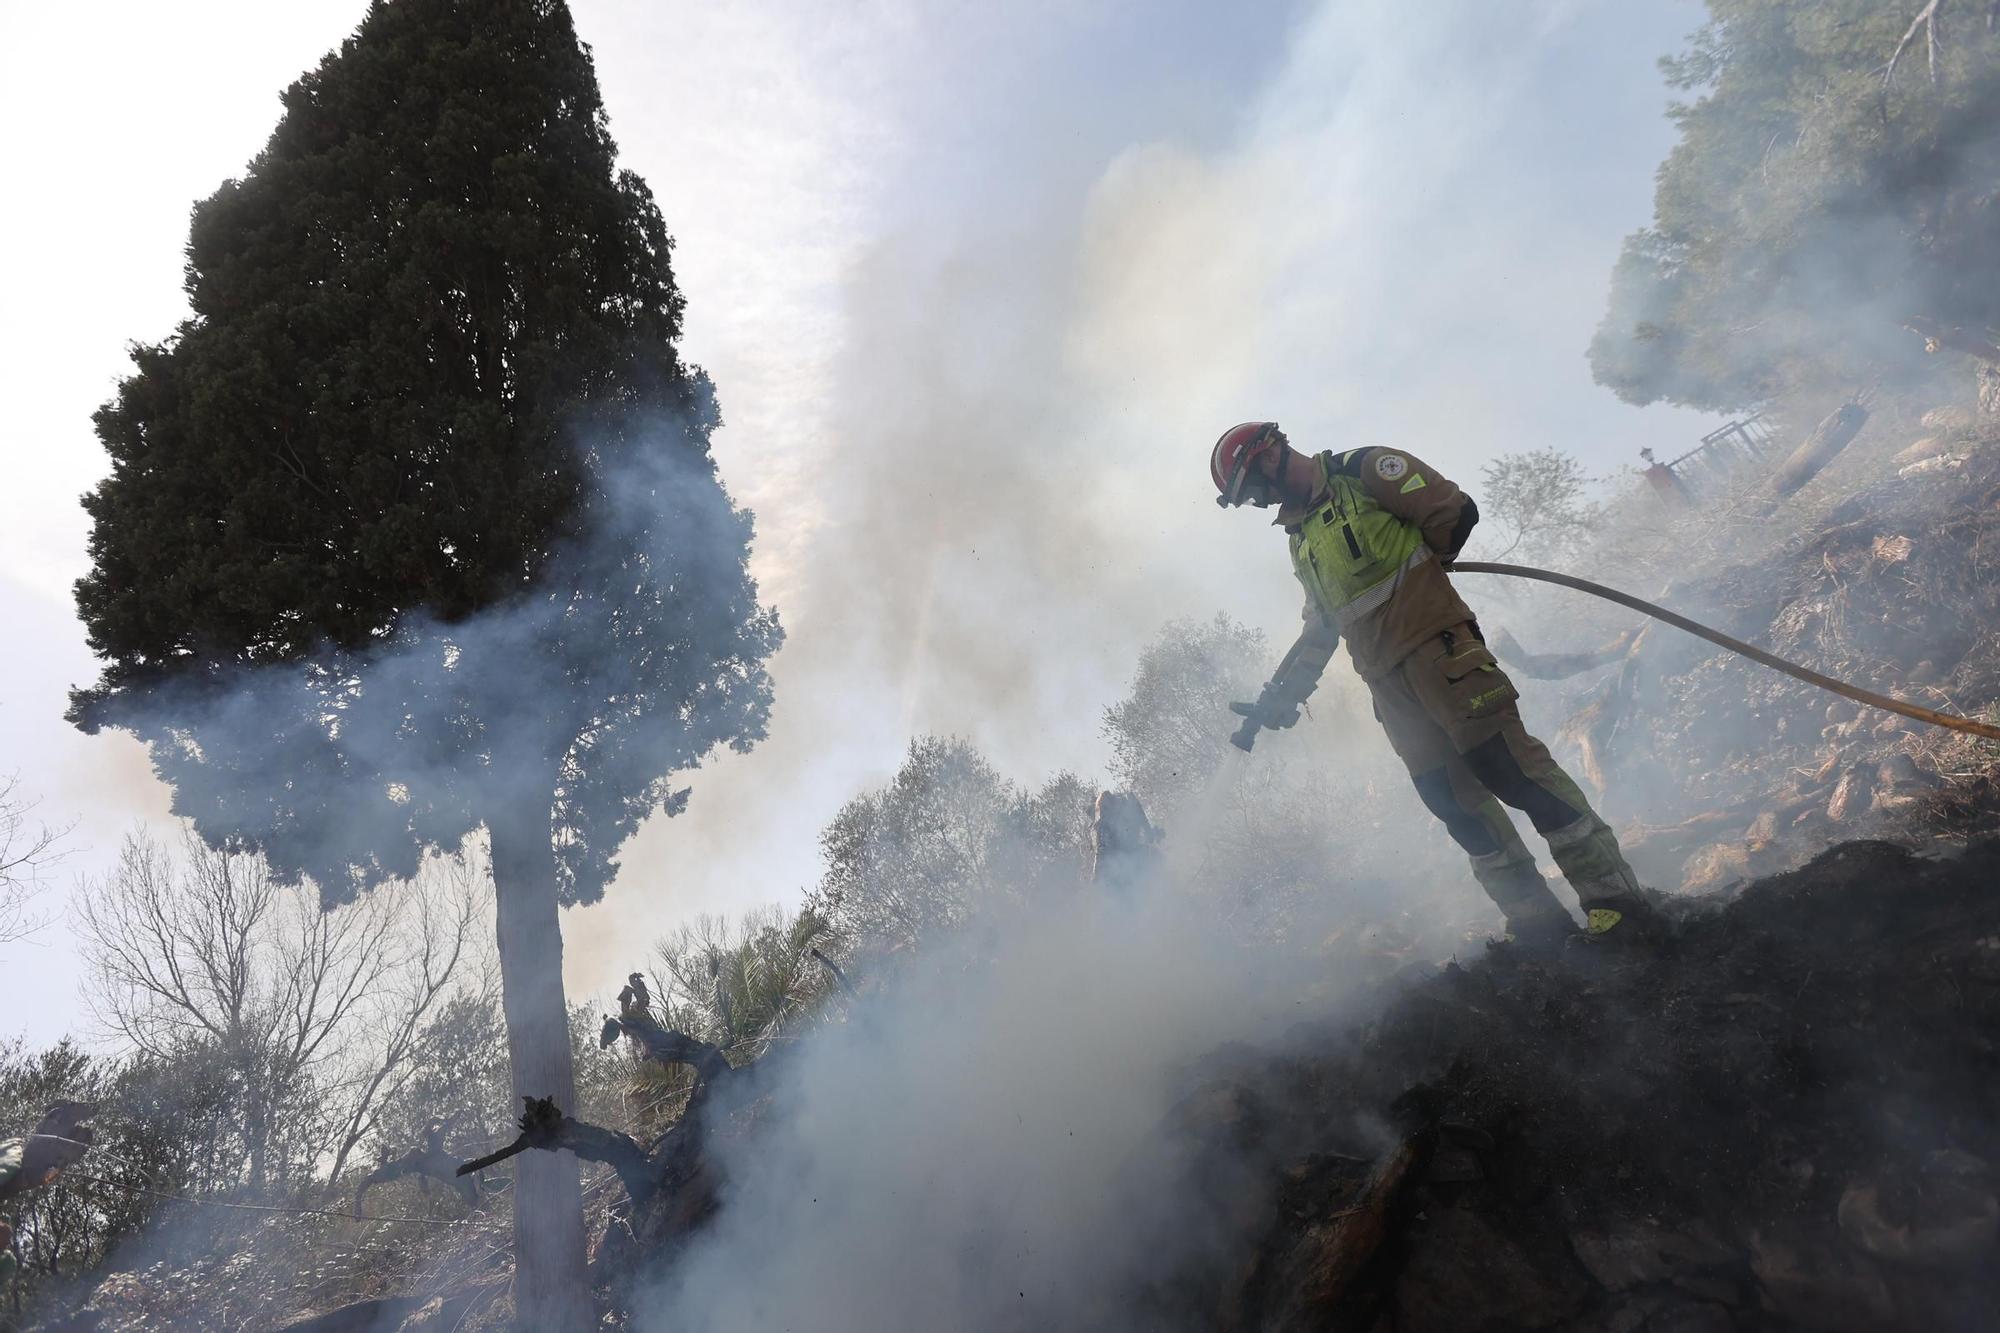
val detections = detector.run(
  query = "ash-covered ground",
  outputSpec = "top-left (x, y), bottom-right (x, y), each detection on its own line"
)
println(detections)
top-left (1157, 837), bottom-right (2000, 1332)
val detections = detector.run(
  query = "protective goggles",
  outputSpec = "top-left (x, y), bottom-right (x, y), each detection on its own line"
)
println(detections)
top-left (1216, 428), bottom-right (1284, 508)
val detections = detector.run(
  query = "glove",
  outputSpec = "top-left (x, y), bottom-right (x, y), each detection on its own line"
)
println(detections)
top-left (1225, 686), bottom-right (1302, 752)
top-left (1228, 697), bottom-right (1300, 729)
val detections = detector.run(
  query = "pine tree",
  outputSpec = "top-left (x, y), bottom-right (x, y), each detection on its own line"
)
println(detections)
top-left (71, 2), bottom-right (780, 1322)
top-left (1588, 1), bottom-right (2000, 412)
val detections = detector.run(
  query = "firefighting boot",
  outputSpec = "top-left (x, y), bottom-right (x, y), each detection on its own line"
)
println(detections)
top-left (1545, 814), bottom-right (1663, 941)
top-left (1470, 847), bottom-right (1577, 953)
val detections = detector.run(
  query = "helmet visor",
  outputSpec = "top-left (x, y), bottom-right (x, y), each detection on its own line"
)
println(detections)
top-left (1217, 434), bottom-right (1284, 507)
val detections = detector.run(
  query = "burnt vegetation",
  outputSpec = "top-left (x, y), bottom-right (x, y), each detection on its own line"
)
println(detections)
top-left (10, 1), bottom-right (2000, 1331)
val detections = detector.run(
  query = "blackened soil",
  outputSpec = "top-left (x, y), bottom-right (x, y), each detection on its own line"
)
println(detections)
top-left (1173, 839), bottom-right (2000, 1332)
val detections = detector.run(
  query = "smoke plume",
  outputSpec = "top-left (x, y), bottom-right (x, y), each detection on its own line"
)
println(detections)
top-left (644, 869), bottom-right (1351, 1332)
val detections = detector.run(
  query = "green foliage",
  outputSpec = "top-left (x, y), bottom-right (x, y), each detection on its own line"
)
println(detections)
top-left (814, 737), bottom-right (1094, 953)
top-left (69, 0), bottom-right (780, 905)
top-left (0, 1039), bottom-right (232, 1301)
top-left (1101, 614), bottom-right (1266, 817)
top-left (652, 905), bottom-right (840, 1054)
top-left (1467, 448), bottom-right (1602, 566)
top-left (366, 991), bottom-right (512, 1166)
top-left (1590, 1), bottom-right (2000, 410)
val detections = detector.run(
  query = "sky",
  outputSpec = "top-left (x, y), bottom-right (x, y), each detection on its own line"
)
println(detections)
top-left (0, 0), bottom-right (1715, 1047)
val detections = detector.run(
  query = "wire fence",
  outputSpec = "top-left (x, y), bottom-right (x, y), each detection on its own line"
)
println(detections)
top-left (63, 1170), bottom-right (473, 1227)
top-left (34, 1138), bottom-right (477, 1228)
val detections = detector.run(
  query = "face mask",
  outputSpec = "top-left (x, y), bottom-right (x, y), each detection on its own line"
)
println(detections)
top-left (1238, 473), bottom-right (1283, 507)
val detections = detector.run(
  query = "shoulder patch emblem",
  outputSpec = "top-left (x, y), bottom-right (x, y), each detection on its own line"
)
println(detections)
top-left (1374, 453), bottom-right (1408, 481)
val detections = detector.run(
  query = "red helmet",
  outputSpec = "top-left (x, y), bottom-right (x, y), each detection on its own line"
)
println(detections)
top-left (1211, 421), bottom-right (1284, 508)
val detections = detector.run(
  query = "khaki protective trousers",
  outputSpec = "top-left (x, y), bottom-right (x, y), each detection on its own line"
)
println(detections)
top-left (1365, 621), bottom-right (1643, 928)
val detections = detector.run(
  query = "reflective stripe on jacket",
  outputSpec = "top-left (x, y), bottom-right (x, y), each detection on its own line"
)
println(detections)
top-left (1288, 451), bottom-right (1429, 623)
top-left (1282, 447), bottom-right (1480, 677)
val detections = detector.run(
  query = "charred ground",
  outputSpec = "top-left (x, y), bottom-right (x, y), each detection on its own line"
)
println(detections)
top-left (1163, 837), bottom-right (2000, 1331)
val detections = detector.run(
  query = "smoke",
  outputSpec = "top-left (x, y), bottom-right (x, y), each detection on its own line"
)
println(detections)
top-left (576, 0), bottom-right (1719, 969)
top-left (641, 866), bottom-right (1351, 1332)
top-left (80, 414), bottom-right (774, 908)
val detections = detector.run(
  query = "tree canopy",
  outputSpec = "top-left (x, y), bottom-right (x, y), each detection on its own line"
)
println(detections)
top-left (1101, 614), bottom-right (1265, 819)
top-left (814, 736), bottom-right (1094, 954)
top-left (1589, 1), bottom-right (2000, 411)
top-left (71, 0), bottom-right (781, 907)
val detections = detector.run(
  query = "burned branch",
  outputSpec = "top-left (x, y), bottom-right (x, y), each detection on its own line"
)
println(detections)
top-left (1091, 791), bottom-right (1162, 890)
top-left (1771, 399), bottom-right (1871, 499)
top-left (600, 1013), bottom-right (734, 1087)
top-left (0, 1134), bottom-right (96, 1204)
top-left (32, 1102), bottom-right (98, 1140)
top-left (810, 947), bottom-right (858, 998)
top-left (1487, 624), bottom-right (1639, 681)
top-left (616, 972), bottom-right (653, 1022)
top-left (1, 1103), bottom-right (102, 1205)
top-left (1902, 315), bottom-right (2000, 365)
top-left (353, 1120), bottom-right (478, 1215)
top-left (457, 1095), bottom-right (657, 1206)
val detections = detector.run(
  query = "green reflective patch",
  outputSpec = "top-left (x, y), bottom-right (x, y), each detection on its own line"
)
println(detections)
top-left (1585, 908), bottom-right (1624, 936)
top-left (1400, 473), bottom-right (1428, 494)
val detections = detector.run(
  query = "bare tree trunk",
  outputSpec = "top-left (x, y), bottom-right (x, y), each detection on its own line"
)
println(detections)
top-left (457, 1096), bottom-right (658, 1208)
top-left (244, 1078), bottom-right (269, 1195)
top-left (1771, 401), bottom-right (1869, 499)
top-left (488, 811), bottom-right (591, 1332)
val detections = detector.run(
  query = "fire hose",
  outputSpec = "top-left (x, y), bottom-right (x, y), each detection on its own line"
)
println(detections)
top-left (1447, 561), bottom-right (2000, 741)
top-left (1229, 562), bottom-right (2000, 748)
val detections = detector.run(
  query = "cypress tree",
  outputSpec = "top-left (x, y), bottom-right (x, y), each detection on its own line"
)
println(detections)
top-left (71, 2), bottom-right (781, 1322)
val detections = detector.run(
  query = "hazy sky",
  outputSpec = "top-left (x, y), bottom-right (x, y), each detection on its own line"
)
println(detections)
top-left (0, 0), bottom-right (1714, 1045)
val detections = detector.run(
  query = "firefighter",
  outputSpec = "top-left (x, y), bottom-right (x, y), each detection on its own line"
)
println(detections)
top-left (1211, 421), bottom-right (1660, 947)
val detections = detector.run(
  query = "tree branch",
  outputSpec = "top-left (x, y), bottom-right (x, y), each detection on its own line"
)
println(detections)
top-left (456, 1095), bottom-right (656, 1205)
top-left (1902, 315), bottom-right (2000, 364)
top-left (1884, 0), bottom-right (1947, 88)
top-left (600, 1015), bottom-right (733, 1087)
top-left (810, 947), bottom-right (858, 998)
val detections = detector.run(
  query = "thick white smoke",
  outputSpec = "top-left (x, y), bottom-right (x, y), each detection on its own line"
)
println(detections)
top-left (644, 872), bottom-right (1351, 1332)
top-left (574, 0), bottom-right (1718, 976)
